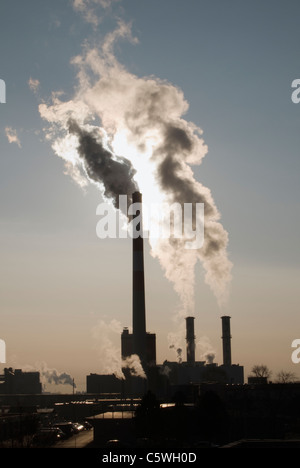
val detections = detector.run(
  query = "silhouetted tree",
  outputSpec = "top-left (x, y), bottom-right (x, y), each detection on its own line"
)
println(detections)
top-left (276, 371), bottom-right (296, 383)
top-left (251, 364), bottom-right (272, 379)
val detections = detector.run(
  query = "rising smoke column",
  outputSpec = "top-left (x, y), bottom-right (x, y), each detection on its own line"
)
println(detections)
top-left (67, 118), bottom-right (138, 211)
top-left (39, 21), bottom-right (232, 318)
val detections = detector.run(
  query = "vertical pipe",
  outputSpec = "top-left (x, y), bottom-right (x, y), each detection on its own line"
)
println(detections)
top-left (132, 191), bottom-right (147, 367)
top-left (221, 315), bottom-right (232, 366)
top-left (185, 316), bottom-right (196, 365)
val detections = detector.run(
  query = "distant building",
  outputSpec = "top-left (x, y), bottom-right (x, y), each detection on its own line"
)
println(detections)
top-left (220, 364), bottom-right (244, 384)
top-left (248, 376), bottom-right (268, 385)
top-left (159, 360), bottom-right (244, 388)
top-left (86, 373), bottom-right (123, 394)
top-left (0, 368), bottom-right (42, 394)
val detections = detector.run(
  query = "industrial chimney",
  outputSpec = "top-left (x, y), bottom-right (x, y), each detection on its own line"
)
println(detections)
top-left (132, 191), bottom-right (147, 368)
top-left (185, 316), bottom-right (196, 365)
top-left (221, 315), bottom-right (232, 366)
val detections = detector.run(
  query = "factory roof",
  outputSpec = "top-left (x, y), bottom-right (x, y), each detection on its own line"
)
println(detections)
top-left (89, 411), bottom-right (135, 420)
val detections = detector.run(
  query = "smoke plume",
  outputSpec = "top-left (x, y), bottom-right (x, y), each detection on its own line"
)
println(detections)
top-left (205, 353), bottom-right (215, 365)
top-left (122, 354), bottom-right (147, 379)
top-left (68, 118), bottom-right (138, 210)
top-left (91, 319), bottom-right (146, 379)
top-left (39, 21), bottom-right (232, 312)
top-left (72, 0), bottom-right (120, 27)
top-left (197, 336), bottom-right (217, 364)
top-left (42, 368), bottom-right (75, 387)
top-left (24, 362), bottom-right (75, 389)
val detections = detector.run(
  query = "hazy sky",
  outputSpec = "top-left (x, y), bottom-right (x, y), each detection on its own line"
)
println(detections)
top-left (0, 0), bottom-right (300, 392)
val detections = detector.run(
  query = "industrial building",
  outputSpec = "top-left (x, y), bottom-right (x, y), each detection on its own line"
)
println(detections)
top-left (121, 328), bottom-right (156, 368)
top-left (86, 192), bottom-right (244, 398)
top-left (0, 368), bottom-right (42, 394)
top-left (157, 315), bottom-right (244, 391)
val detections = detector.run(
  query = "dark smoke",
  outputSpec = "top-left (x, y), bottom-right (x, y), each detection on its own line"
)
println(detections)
top-left (169, 344), bottom-right (183, 363)
top-left (68, 118), bottom-right (138, 210)
top-left (42, 369), bottom-right (75, 387)
top-left (177, 347), bottom-right (183, 364)
top-left (205, 353), bottom-right (215, 365)
top-left (156, 124), bottom-right (217, 219)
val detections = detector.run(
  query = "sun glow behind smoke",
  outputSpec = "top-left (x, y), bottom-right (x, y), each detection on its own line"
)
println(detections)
top-left (112, 128), bottom-right (166, 239)
top-left (112, 130), bottom-right (162, 200)
top-left (39, 21), bottom-right (232, 324)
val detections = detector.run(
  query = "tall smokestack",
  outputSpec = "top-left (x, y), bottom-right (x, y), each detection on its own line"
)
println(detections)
top-left (132, 191), bottom-right (147, 368)
top-left (221, 315), bottom-right (232, 366)
top-left (185, 316), bottom-right (196, 365)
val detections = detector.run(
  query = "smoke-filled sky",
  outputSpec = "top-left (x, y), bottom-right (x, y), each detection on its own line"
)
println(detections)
top-left (1, 0), bottom-right (300, 391)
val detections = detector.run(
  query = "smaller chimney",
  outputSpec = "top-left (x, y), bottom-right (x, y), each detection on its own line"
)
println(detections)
top-left (185, 316), bottom-right (195, 365)
top-left (221, 315), bottom-right (232, 366)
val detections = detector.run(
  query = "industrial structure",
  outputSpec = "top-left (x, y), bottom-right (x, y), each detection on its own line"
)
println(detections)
top-left (121, 192), bottom-right (157, 369)
top-left (221, 315), bottom-right (232, 366)
top-left (87, 191), bottom-right (244, 397)
top-left (131, 191), bottom-right (147, 368)
top-left (0, 368), bottom-right (42, 394)
top-left (121, 328), bottom-right (156, 368)
top-left (186, 316), bottom-right (196, 365)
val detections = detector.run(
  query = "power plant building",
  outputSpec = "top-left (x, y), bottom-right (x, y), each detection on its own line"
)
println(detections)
top-left (86, 373), bottom-right (123, 394)
top-left (86, 192), bottom-right (243, 397)
top-left (121, 328), bottom-right (156, 368)
top-left (160, 315), bottom-right (243, 389)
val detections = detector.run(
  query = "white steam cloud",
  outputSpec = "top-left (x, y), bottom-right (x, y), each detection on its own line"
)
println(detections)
top-left (39, 21), bottom-right (232, 315)
top-left (23, 362), bottom-right (75, 389)
top-left (197, 336), bottom-right (217, 364)
top-left (28, 77), bottom-right (40, 94)
top-left (72, 0), bottom-right (120, 26)
top-left (91, 319), bottom-right (146, 379)
top-left (5, 127), bottom-right (21, 148)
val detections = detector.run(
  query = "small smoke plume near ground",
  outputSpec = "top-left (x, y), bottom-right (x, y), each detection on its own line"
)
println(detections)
top-left (41, 368), bottom-right (75, 387)
top-left (169, 345), bottom-right (183, 363)
top-left (168, 323), bottom-right (185, 363)
top-left (24, 362), bottom-right (75, 390)
top-left (205, 352), bottom-right (215, 365)
top-left (91, 319), bottom-right (125, 379)
top-left (122, 354), bottom-right (147, 379)
top-left (197, 336), bottom-right (217, 364)
top-left (91, 319), bottom-right (146, 379)
top-left (39, 21), bottom-right (232, 315)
